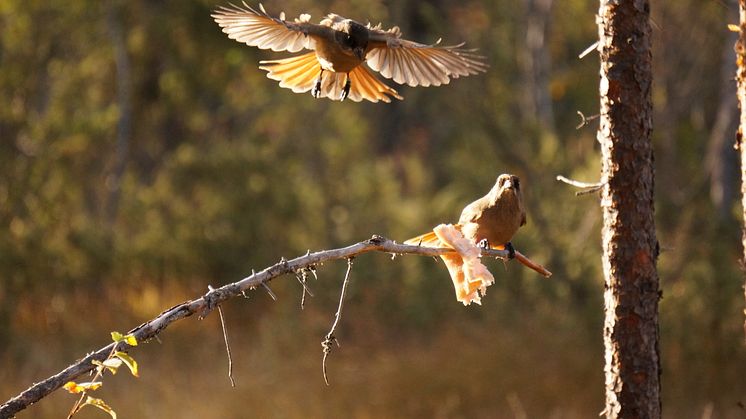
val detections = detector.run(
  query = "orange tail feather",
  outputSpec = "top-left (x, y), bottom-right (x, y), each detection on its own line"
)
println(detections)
top-left (347, 65), bottom-right (402, 103)
top-left (260, 54), bottom-right (402, 103)
top-left (259, 52), bottom-right (320, 93)
top-left (403, 231), bottom-right (441, 247)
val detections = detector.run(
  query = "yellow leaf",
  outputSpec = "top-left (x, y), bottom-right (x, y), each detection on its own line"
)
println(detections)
top-left (114, 351), bottom-right (139, 377)
top-left (82, 396), bottom-right (117, 419)
top-left (123, 334), bottom-right (138, 346)
top-left (63, 382), bottom-right (80, 393)
top-left (111, 331), bottom-right (137, 346)
top-left (728, 24), bottom-right (741, 32)
top-left (63, 381), bottom-right (103, 394)
top-left (103, 357), bottom-right (124, 369)
top-left (93, 358), bottom-right (123, 375)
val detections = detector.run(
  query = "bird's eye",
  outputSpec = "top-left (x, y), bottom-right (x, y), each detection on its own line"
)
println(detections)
top-left (514, 178), bottom-right (520, 189)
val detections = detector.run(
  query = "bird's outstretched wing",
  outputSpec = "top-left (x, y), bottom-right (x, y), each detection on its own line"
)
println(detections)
top-left (212, 2), bottom-right (317, 53)
top-left (365, 25), bottom-right (488, 87)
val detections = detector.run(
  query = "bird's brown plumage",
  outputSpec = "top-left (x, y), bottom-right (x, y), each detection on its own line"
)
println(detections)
top-left (405, 174), bottom-right (526, 249)
top-left (212, 2), bottom-right (488, 102)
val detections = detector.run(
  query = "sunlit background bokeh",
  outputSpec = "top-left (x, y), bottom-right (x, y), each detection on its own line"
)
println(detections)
top-left (1, 0), bottom-right (744, 417)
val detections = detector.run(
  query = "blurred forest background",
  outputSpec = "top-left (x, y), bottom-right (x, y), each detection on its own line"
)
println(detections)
top-left (1, 0), bottom-right (745, 417)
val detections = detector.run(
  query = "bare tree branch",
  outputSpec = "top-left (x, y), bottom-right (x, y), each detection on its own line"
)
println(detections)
top-left (0, 235), bottom-right (548, 417)
top-left (575, 110), bottom-right (600, 129)
top-left (556, 175), bottom-right (604, 195)
top-left (578, 41), bottom-right (599, 59)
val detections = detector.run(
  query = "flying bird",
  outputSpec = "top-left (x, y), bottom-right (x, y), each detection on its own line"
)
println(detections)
top-left (212, 3), bottom-right (488, 103)
top-left (405, 174), bottom-right (526, 257)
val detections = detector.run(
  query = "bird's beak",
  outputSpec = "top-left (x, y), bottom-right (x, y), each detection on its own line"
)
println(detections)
top-left (503, 178), bottom-right (513, 190)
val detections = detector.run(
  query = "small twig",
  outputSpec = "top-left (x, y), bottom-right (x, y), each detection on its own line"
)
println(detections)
top-left (575, 110), bottom-right (600, 129)
top-left (295, 270), bottom-right (314, 309)
top-left (578, 41), bottom-right (599, 59)
top-left (321, 257), bottom-right (354, 386)
top-left (208, 285), bottom-right (235, 388)
top-left (261, 283), bottom-right (277, 301)
top-left (556, 175), bottom-right (604, 196)
top-left (575, 186), bottom-right (604, 196)
top-left (304, 267), bottom-right (319, 310)
top-left (67, 392), bottom-right (85, 418)
top-left (66, 341), bottom-right (120, 419)
top-left (514, 251), bottom-right (552, 278)
top-left (299, 271), bottom-right (308, 309)
top-left (217, 305), bottom-right (235, 387)
top-left (556, 175), bottom-right (599, 188)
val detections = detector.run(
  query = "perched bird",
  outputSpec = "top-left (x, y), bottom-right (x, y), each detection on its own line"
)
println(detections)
top-left (212, 3), bottom-right (488, 103)
top-left (405, 174), bottom-right (526, 257)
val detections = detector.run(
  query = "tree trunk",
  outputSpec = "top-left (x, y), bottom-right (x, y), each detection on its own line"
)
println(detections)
top-left (736, 0), bottom-right (746, 341)
top-left (597, 1), bottom-right (661, 418)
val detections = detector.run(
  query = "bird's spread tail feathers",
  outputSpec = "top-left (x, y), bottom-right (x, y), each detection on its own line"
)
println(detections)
top-left (404, 225), bottom-right (465, 247)
top-left (405, 224), bottom-right (495, 305)
top-left (346, 65), bottom-right (402, 103)
top-left (260, 53), bottom-right (402, 102)
top-left (405, 225), bottom-right (510, 250)
top-left (260, 52), bottom-right (320, 93)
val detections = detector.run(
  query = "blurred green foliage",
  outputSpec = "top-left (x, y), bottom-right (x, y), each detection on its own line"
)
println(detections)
top-left (1, 0), bottom-right (744, 417)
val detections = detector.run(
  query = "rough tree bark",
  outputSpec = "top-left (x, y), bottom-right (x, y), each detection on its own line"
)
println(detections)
top-left (736, 0), bottom-right (746, 340)
top-left (597, 0), bottom-right (661, 418)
